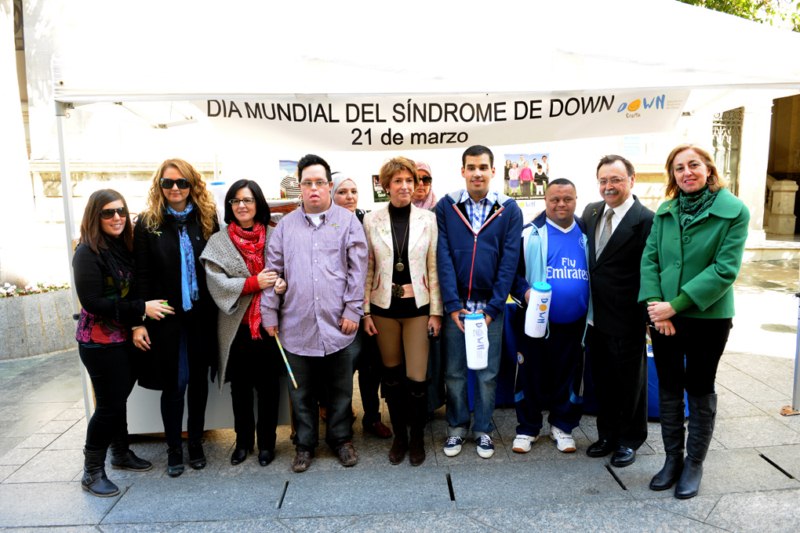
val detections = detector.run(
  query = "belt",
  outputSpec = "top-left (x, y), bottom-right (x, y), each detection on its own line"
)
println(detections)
top-left (391, 283), bottom-right (415, 299)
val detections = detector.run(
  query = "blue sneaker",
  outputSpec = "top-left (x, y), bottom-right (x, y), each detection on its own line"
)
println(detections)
top-left (443, 436), bottom-right (464, 457)
top-left (477, 434), bottom-right (495, 458)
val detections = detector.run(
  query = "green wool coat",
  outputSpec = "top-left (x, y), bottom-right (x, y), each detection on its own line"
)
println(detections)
top-left (638, 188), bottom-right (749, 319)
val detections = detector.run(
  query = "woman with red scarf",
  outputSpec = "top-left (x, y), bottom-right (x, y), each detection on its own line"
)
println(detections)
top-left (201, 179), bottom-right (286, 467)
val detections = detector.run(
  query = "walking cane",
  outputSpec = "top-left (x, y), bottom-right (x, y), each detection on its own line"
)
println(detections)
top-left (275, 335), bottom-right (299, 390)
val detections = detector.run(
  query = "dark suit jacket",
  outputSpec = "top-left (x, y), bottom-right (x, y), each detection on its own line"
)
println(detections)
top-left (581, 196), bottom-right (654, 338)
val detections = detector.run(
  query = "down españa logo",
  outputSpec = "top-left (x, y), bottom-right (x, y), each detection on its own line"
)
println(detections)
top-left (617, 94), bottom-right (665, 118)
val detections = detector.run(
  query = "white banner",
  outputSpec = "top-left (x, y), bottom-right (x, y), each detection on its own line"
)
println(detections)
top-left (198, 89), bottom-right (689, 151)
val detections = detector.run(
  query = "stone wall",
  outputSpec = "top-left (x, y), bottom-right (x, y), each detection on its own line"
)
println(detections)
top-left (0, 289), bottom-right (75, 360)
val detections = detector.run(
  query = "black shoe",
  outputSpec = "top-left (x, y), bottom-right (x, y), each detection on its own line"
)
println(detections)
top-left (82, 448), bottom-right (120, 498)
top-left (610, 445), bottom-right (636, 467)
top-left (650, 454), bottom-right (684, 491)
top-left (167, 447), bottom-right (184, 478)
top-left (675, 458), bottom-right (703, 499)
top-left (111, 449), bottom-right (153, 472)
top-left (230, 448), bottom-right (248, 465)
top-left (188, 441), bottom-right (206, 470)
top-left (258, 449), bottom-right (275, 467)
top-left (586, 438), bottom-right (616, 458)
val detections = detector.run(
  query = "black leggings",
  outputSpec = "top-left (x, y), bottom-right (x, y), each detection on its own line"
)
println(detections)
top-left (651, 317), bottom-right (732, 396)
top-left (79, 343), bottom-right (135, 450)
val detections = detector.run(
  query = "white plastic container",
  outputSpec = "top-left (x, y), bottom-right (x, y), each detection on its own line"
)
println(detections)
top-left (525, 281), bottom-right (552, 338)
top-left (464, 313), bottom-right (489, 370)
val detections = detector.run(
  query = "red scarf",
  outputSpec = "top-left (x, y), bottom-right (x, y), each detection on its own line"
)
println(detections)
top-left (228, 222), bottom-right (266, 339)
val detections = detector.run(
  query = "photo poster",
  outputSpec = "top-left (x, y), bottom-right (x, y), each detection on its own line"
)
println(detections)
top-left (372, 174), bottom-right (388, 203)
top-left (278, 159), bottom-right (299, 199)
top-left (504, 152), bottom-right (550, 199)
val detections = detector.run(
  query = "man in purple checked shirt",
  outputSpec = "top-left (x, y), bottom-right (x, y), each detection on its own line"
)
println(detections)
top-left (261, 154), bottom-right (368, 473)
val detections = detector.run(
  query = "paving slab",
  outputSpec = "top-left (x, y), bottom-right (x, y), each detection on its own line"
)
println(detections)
top-left (2, 527), bottom-right (99, 533)
top-left (101, 475), bottom-right (285, 524)
top-left (0, 482), bottom-right (119, 527)
top-left (462, 500), bottom-right (725, 532)
top-left (0, 447), bottom-right (39, 466)
top-left (46, 420), bottom-right (87, 450)
top-left (36, 419), bottom-right (79, 435)
top-left (637, 494), bottom-right (722, 523)
top-left (276, 516), bottom-right (356, 532)
top-left (99, 519), bottom-right (289, 532)
top-left (615, 449), bottom-right (799, 500)
top-left (16, 432), bottom-right (58, 449)
top-left (279, 466), bottom-right (453, 518)
top-left (705, 488), bottom-right (800, 533)
top-left (757, 443), bottom-right (800, 478)
top-left (449, 459), bottom-right (627, 509)
top-left (5, 449), bottom-right (82, 483)
top-left (0, 464), bottom-right (17, 482)
top-left (337, 511), bottom-right (489, 532)
top-left (714, 415), bottom-right (800, 448)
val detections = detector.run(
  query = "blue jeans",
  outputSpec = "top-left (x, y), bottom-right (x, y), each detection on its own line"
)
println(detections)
top-left (286, 338), bottom-right (359, 452)
top-left (443, 311), bottom-right (504, 438)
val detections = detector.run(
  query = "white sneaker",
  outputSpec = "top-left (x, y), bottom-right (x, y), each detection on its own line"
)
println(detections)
top-left (476, 434), bottom-right (495, 459)
top-left (443, 436), bottom-right (464, 457)
top-left (511, 434), bottom-right (538, 453)
top-left (550, 426), bottom-right (576, 453)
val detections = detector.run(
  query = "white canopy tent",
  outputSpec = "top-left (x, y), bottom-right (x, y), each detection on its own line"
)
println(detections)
top-left (46, 0), bottom-right (800, 419)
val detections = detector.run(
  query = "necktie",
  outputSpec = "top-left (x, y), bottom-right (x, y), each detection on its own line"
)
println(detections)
top-left (596, 208), bottom-right (614, 259)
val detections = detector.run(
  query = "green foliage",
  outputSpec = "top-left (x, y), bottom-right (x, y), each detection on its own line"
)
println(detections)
top-left (679, 0), bottom-right (800, 31)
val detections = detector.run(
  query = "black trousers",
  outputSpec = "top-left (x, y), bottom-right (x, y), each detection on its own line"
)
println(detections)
top-left (161, 327), bottom-right (209, 448)
top-left (79, 343), bottom-right (135, 450)
top-left (651, 317), bottom-right (732, 397)
top-left (587, 326), bottom-right (648, 449)
top-left (354, 329), bottom-right (382, 425)
top-left (227, 325), bottom-right (282, 451)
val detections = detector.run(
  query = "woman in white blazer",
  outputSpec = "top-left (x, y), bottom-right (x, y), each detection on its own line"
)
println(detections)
top-left (363, 156), bottom-right (442, 467)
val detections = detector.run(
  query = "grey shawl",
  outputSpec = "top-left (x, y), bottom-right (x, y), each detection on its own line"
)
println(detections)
top-left (200, 225), bottom-right (273, 390)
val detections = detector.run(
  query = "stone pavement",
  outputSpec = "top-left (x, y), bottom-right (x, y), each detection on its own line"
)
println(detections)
top-left (1, 259), bottom-right (799, 532)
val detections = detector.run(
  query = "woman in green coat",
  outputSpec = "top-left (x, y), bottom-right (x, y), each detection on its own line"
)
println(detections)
top-left (639, 144), bottom-right (749, 500)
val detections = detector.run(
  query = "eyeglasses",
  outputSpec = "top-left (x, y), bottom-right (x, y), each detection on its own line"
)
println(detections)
top-left (160, 178), bottom-right (191, 189)
top-left (228, 197), bottom-right (256, 206)
top-left (299, 180), bottom-right (330, 189)
top-left (597, 177), bottom-right (627, 186)
top-left (100, 207), bottom-right (128, 220)
top-left (421, 177), bottom-right (432, 184)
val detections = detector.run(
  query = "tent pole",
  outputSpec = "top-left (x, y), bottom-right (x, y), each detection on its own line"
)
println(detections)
top-left (56, 100), bottom-right (93, 420)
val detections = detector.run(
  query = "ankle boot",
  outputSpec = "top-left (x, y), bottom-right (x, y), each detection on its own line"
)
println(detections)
top-left (167, 446), bottom-right (184, 477)
top-left (675, 393), bottom-right (717, 499)
top-left (408, 379), bottom-right (428, 467)
top-left (110, 433), bottom-right (152, 472)
top-left (650, 389), bottom-right (686, 491)
top-left (383, 365), bottom-right (408, 464)
top-left (82, 447), bottom-right (120, 497)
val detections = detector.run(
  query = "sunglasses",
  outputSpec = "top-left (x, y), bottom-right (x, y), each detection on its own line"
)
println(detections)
top-left (421, 177), bottom-right (432, 184)
top-left (160, 178), bottom-right (191, 189)
top-left (100, 207), bottom-right (128, 220)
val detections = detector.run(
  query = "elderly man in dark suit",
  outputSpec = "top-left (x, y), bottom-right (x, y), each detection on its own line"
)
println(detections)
top-left (581, 154), bottom-right (654, 467)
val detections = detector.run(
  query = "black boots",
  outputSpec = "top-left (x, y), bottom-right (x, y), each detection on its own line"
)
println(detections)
top-left (167, 446), bottom-right (184, 477)
top-left (408, 379), bottom-right (428, 467)
top-left (650, 389), bottom-right (686, 491)
top-left (383, 365), bottom-right (408, 465)
top-left (110, 434), bottom-right (152, 472)
top-left (82, 447), bottom-right (119, 497)
top-left (675, 393), bottom-right (717, 499)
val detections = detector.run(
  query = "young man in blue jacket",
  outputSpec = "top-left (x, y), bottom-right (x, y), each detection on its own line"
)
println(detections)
top-left (436, 145), bottom-right (523, 458)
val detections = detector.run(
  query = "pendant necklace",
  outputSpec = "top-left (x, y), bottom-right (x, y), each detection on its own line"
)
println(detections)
top-left (390, 215), bottom-right (409, 272)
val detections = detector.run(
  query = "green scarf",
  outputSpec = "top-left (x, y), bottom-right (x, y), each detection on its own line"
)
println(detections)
top-left (678, 186), bottom-right (717, 228)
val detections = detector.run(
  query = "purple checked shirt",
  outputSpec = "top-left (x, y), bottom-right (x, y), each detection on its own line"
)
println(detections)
top-left (261, 204), bottom-right (368, 356)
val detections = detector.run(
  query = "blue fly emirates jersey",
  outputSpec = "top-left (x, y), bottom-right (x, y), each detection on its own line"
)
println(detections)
top-left (545, 221), bottom-right (589, 324)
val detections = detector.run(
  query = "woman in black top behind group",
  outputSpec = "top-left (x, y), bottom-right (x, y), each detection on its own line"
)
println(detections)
top-left (73, 189), bottom-right (173, 496)
top-left (132, 158), bottom-right (219, 477)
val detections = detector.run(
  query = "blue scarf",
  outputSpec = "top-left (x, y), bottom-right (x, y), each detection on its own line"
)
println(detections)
top-left (166, 203), bottom-right (199, 311)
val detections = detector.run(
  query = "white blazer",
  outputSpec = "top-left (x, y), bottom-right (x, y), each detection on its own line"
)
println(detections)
top-left (363, 204), bottom-right (442, 315)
